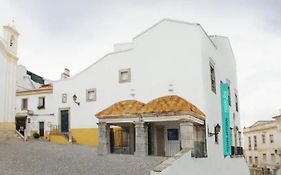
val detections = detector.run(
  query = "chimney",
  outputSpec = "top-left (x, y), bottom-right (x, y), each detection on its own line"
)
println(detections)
top-left (61, 68), bottom-right (70, 79)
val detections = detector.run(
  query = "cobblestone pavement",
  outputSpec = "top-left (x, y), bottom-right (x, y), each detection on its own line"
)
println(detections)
top-left (0, 140), bottom-right (165, 175)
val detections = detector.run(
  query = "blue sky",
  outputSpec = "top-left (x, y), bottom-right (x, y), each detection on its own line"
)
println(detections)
top-left (0, 0), bottom-right (280, 127)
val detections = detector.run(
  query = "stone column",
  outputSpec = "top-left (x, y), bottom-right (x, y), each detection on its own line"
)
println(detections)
top-left (98, 122), bottom-right (110, 155)
top-left (129, 124), bottom-right (135, 154)
top-left (134, 122), bottom-right (147, 156)
top-left (180, 121), bottom-right (194, 151)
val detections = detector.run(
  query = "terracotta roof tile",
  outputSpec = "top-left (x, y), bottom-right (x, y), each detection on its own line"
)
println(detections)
top-left (139, 95), bottom-right (205, 116)
top-left (96, 100), bottom-right (145, 118)
top-left (96, 95), bottom-right (205, 118)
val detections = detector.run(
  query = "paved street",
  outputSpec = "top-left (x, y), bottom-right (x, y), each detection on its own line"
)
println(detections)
top-left (0, 140), bottom-right (165, 175)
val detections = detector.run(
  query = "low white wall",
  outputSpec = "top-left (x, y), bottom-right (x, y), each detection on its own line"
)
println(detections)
top-left (151, 152), bottom-right (249, 175)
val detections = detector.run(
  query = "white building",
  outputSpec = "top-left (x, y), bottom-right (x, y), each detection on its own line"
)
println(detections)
top-left (15, 84), bottom-right (55, 138)
top-left (51, 19), bottom-right (249, 174)
top-left (0, 25), bottom-right (19, 134)
top-left (244, 117), bottom-right (281, 175)
top-left (15, 64), bottom-right (55, 138)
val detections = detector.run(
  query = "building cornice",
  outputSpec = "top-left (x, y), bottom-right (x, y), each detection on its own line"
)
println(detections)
top-left (243, 124), bottom-right (277, 134)
top-left (16, 87), bottom-right (53, 96)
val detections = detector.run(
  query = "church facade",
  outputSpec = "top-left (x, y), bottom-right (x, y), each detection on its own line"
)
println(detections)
top-left (0, 25), bottom-right (19, 133)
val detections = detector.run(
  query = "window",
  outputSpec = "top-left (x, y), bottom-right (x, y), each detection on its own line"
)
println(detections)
top-left (10, 35), bottom-right (15, 47)
top-left (238, 131), bottom-right (242, 147)
top-left (235, 93), bottom-right (239, 112)
top-left (167, 129), bottom-right (179, 140)
top-left (254, 136), bottom-right (257, 150)
top-left (269, 134), bottom-right (274, 143)
top-left (249, 156), bottom-right (253, 164)
top-left (86, 88), bottom-right (97, 102)
top-left (248, 136), bottom-right (252, 150)
top-left (262, 134), bottom-right (266, 144)
top-left (21, 98), bottom-right (28, 110)
top-left (255, 156), bottom-right (258, 164)
top-left (38, 97), bottom-right (45, 109)
top-left (119, 68), bottom-right (131, 83)
top-left (62, 93), bottom-right (67, 103)
top-left (209, 62), bottom-right (216, 93)
top-left (263, 153), bottom-right (267, 162)
top-left (271, 153), bottom-right (276, 162)
top-left (228, 84), bottom-right (231, 106)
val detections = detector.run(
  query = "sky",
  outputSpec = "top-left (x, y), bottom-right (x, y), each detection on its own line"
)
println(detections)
top-left (0, 0), bottom-right (280, 127)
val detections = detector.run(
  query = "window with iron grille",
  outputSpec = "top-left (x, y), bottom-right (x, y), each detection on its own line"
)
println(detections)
top-left (209, 62), bottom-right (216, 93)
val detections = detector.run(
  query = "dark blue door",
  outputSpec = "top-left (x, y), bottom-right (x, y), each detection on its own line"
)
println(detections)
top-left (61, 110), bottom-right (69, 132)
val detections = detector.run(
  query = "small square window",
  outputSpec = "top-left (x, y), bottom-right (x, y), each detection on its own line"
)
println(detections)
top-left (119, 68), bottom-right (131, 83)
top-left (62, 93), bottom-right (67, 103)
top-left (86, 88), bottom-right (96, 102)
top-left (38, 97), bottom-right (45, 110)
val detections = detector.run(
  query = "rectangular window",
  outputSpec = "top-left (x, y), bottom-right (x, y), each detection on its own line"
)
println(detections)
top-left (255, 156), bottom-right (258, 164)
top-left (235, 93), bottom-right (239, 112)
top-left (238, 131), bottom-right (242, 147)
top-left (228, 85), bottom-right (231, 106)
top-left (249, 156), bottom-right (253, 164)
top-left (262, 134), bottom-right (266, 144)
top-left (269, 134), bottom-right (274, 143)
top-left (254, 136), bottom-right (257, 150)
top-left (21, 98), bottom-right (28, 110)
top-left (209, 62), bottom-right (216, 93)
top-left (248, 136), bottom-right (252, 150)
top-left (62, 93), bottom-right (67, 103)
top-left (86, 88), bottom-right (97, 102)
top-left (38, 97), bottom-right (45, 109)
top-left (119, 68), bottom-right (131, 83)
top-left (271, 153), bottom-right (276, 162)
top-left (263, 153), bottom-right (267, 162)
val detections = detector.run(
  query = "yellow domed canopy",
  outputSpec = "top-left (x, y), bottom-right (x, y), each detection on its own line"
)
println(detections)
top-left (96, 95), bottom-right (205, 118)
top-left (139, 95), bottom-right (205, 116)
top-left (96, 100), bottom-right (145, 118)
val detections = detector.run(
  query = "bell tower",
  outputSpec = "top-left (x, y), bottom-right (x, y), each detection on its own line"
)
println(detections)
top-left (3, 24), bottom-right (19, 55)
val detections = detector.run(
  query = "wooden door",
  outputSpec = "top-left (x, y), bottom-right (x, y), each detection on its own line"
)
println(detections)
top-left (60, 110), bottom-right (69, 133)
top-left (156, 127), bottom-right (165, 156)
top-left (39, 122), bottom-right (44, 137)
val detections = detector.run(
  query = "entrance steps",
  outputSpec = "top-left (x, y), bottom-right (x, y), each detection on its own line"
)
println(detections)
top-left (49, 132), bottom-right (77, 144)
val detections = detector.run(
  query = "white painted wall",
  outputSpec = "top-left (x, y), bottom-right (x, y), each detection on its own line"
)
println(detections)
top-left (0, 50), bottom-right (7, 122)
top-left (151, 151), bottom-right (249, 175)
top-left (16, 93), bottom-right (55, 134)
top-left (52, 19), bottom-right (248, 174)
top-left (0, 38), bottom-right (17, 124)
top-left (16, 65), bottom-right (42, 91)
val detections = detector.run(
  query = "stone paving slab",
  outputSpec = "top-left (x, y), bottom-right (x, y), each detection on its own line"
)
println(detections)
top-left (0, 140), bottom-right (165, 175)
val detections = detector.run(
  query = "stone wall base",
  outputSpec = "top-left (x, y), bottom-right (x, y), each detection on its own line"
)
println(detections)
top-left (0, 122), bottom-right (17, 141)
top-left (0, 122), bottom-right (15, 131)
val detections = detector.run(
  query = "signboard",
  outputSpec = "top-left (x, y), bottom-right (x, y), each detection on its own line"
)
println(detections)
top-left (220, 82), bottom-right (231, 156)
top-left (167, 129), bottom-right (179, 140)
